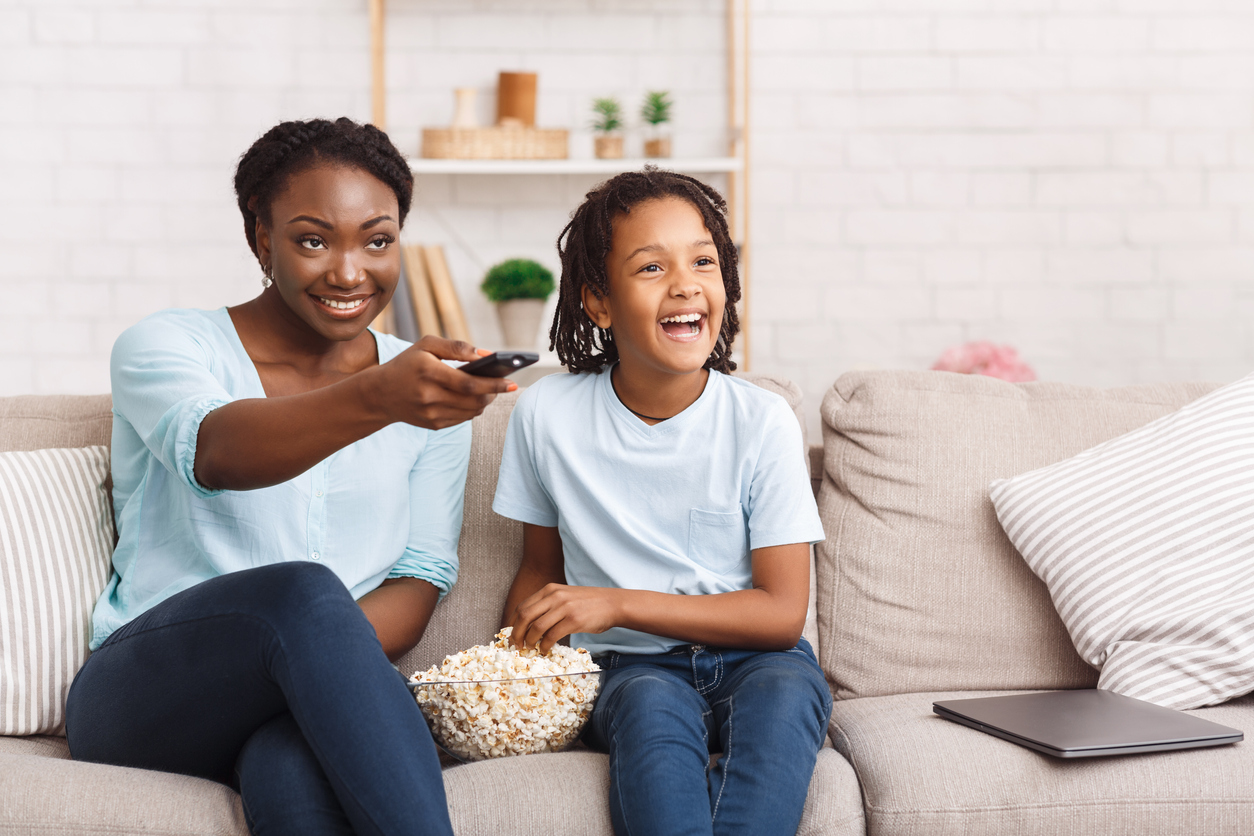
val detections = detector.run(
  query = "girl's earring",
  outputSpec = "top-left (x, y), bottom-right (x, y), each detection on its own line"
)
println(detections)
top-left (261, 265), bottom-right (273, 289)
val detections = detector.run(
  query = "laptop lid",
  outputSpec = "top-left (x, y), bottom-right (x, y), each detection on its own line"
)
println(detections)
top-left (933, 690), bottom-right (1244, 758)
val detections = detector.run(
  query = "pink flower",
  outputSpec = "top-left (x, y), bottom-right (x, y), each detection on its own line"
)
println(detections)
top-left (932, 341), bottom-right (1036, 382)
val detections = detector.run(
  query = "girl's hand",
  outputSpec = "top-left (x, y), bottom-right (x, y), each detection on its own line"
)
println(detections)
top-left (376, 337), bottom-right (514, 430)
top-left (510, 583), bottom-right (623, 654)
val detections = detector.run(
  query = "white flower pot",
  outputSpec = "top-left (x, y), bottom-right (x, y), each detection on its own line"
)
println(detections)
top-left (496, 299), bottom-right (546, 348)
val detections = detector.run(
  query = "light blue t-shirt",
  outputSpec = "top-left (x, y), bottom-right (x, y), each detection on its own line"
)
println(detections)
top-left (492, 368), bottom-right (824, 656)
top-left (92, 307), bottom-right (470, 650)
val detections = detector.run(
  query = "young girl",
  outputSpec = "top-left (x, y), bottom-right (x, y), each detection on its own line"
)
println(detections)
top-left (493, 168), bottom-right (830, 836)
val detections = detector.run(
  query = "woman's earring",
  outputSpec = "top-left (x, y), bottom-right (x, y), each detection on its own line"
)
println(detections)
top-left (261, 265), bottom-right (273, 289)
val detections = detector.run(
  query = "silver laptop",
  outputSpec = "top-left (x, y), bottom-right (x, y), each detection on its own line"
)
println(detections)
top-left (933, 690), bottom-right (1243, 758)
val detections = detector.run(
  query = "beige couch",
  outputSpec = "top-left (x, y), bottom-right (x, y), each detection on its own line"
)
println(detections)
top-left (3, 370), bottom-right (1252, 835)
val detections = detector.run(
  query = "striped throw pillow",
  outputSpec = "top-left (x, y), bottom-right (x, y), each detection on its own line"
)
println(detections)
top-left (0, 446), bottom-right (114, 735)
top-left (990, 373), bottom-right (1254, 710)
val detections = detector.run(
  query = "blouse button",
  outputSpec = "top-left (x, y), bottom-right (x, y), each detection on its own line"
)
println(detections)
top-left (311, 552), bottom-right (320, 561)
top-left (315, 490), bottom-right (323, 497)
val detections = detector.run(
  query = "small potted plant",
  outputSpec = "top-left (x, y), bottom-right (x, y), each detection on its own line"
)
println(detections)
top-left (641, 90), bottom-right (673, 158)
top-left (481, 258), bottom-right (556, 348)
top-left (590, 97), bottom-right (624, 159)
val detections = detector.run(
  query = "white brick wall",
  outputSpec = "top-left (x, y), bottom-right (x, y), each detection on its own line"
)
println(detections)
top-left (753, 0), bottom-right (1254, 429)
top-left (2, 0), bottom-right (1253, 436)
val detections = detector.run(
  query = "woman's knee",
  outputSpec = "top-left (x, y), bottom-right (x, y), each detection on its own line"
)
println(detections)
top-left (235, 562), bottom-right (372, 650)
top-left (249, 562), bottom-right (357, 617)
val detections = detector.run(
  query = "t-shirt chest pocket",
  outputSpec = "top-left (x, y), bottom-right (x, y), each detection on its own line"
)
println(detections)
top-left (687, 508), bottom-right (749, 575)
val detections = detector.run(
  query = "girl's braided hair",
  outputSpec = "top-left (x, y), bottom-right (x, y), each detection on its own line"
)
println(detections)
top-left (233, 117), bottom-right (414, 265)
top-left (551, 167), bottom-right (741, 374)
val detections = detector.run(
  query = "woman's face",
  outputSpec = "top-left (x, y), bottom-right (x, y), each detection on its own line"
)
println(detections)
top-left (255, 164), bottom-right (401, 342)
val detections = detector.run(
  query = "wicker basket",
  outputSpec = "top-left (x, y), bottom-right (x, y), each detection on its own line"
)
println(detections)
top-left (421, 127), bottom-right (568, 160)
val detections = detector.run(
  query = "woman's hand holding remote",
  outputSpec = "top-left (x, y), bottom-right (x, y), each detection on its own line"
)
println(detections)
top-left (376, 336), bottom-right (515, 431)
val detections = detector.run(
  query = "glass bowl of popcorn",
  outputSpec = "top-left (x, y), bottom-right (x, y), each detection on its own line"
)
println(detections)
top-left (408, 628), bottom-right (603, 762)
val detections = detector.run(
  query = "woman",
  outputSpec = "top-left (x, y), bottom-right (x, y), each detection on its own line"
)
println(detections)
top-left (64, 118), bottom-right (507, 836)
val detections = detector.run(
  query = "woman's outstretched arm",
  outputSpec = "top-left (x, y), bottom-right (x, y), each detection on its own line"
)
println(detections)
top-left (194, 337), bottom-right (510, 491)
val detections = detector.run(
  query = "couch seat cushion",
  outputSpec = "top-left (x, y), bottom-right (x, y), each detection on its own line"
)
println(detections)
top-left (830, 690), bottom-right (1254, 836)
top-left (0, 736), bottom-right (247, 836)
top-left (443, 747), bottom-right (863, 836)
top-left (0, 739), bottom-right (863, 836)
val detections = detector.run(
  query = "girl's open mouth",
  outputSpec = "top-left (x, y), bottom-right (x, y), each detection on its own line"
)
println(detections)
top-left (659, 312), bottom-right (706, 342)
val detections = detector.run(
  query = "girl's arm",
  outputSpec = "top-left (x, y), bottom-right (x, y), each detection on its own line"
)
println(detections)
top-left (501, 524), bottom-right (567, 628)
top-left (506, 524), bottom-right (810, 653)
top-left (358, 577), bottom-right (440, 662)
top-left (195, 337), bottom-right (510, 491)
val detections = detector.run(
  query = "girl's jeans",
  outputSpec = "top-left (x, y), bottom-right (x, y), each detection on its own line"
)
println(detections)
top-left (64, 561), bottom-right (454, 836)
top-left (585, 638), bottom-right (833, 836)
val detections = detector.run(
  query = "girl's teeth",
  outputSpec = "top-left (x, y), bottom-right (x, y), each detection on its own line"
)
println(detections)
top-left (660, 313), bottom-right (702, 324)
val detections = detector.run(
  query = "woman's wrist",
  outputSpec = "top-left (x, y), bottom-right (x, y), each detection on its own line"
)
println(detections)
top-left (354, 362), bottom-right (397, 426)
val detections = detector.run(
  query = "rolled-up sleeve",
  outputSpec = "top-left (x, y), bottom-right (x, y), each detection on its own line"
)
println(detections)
top-left (110, 313), bottom-right (234, 499)
top-left (387, 420), bottom-right (472, 598)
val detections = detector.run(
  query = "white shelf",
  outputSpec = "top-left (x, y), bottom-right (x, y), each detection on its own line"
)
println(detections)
top-left (407, 157), bottom-right (742, 175)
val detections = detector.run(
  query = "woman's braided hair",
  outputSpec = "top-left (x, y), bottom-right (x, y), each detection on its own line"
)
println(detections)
top-left (551, 167), bottom-right (741, 374)
top-left (233, 117), bottom-right (414, 265)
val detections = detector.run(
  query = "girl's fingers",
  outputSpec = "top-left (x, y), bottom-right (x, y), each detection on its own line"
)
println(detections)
top-left (511, 598), bottom-right (551, 648)
top-left (524, 607), bottom-right (567, 651)
top-left (538, 617), bottom-right (578, 654)
top-left (510, 612), bottom-right (535, 648)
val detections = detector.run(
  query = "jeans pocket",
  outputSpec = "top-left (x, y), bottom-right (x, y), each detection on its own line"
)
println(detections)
top-left (687, 508), bottom-right (748, 575)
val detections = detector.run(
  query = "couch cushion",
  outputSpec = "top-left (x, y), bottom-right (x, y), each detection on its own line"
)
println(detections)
top-left (0, 733), bottom-right (71, 759)
top-left (443, 746), bottom-right (863, 836)
top-left (0, 738), bottom-right (862, 836)
top-left (816, 371), bottom-right (1221, 699)
top-left (992, 372), bottom-right (1254, 710)
top-left (0, 746), bottom-right (248, 836)
top-left (830, 689), bottom-right (1254, 836)
top-left (1, 447), bottom-right (115, 736)
top-left (401, 371), bottom-right (817, 677)
top-left (0, 395), bottom-right (113, 453)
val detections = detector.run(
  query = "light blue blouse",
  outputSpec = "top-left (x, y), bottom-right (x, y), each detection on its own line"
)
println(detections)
top-left (91, 307), bottom-right (469, 650)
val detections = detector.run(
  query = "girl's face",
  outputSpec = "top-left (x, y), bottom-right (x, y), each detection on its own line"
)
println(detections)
top-left (255, 164), bottom-right (401, 343)
top-left (584, 196), bottom-right (726, 378)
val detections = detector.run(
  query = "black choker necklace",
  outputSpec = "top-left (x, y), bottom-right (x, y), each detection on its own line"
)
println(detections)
top-left (612, 380), bottom-right (669, 422)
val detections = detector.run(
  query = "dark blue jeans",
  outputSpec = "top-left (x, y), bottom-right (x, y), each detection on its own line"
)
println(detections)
top-left (584, 638), bottom-right (832, 836)
top-left (64, 562), bottom-right (453, 836)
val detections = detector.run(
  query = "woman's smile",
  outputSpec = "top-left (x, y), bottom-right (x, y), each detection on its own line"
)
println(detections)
top-left (313, 293), bottom-right (373, 318)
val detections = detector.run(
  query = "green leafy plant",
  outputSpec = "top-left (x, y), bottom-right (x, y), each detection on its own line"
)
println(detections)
top-left (590, 97), bottom-right (623, 134)
top-left (640, 91), bottom-right (673, 126)
top-left (480, 258), bottom-right (556, 302)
